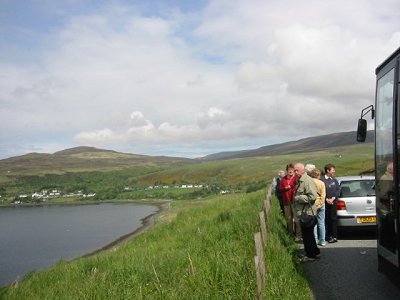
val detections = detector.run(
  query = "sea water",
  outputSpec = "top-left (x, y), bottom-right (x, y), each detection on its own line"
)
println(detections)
top-left (0, 203), bottom-right (158, 287)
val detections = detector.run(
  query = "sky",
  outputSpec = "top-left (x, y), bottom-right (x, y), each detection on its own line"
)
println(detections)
top-left (1, 0), bottom-right (399, 159)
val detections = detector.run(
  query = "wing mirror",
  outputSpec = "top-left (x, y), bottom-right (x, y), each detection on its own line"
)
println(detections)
top-left (357, 118), bottom-right (367, 142)
top-left (357, 105), bottom-right (374, 142)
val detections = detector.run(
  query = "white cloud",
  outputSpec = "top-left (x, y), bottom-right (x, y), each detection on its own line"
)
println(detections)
top-left (0, 0), bottom-right (399, 158)
top-left (75, 129), bottom-right (120, 144)
top-left (207, 107), bottom-right (225, 118)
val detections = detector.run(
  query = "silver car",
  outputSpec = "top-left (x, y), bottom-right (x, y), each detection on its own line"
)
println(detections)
top-left (336, 176), bottom-right (376, 227)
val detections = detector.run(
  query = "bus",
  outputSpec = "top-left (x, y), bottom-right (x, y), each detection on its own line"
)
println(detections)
top-left (357, 46), bottom-right (400, 286)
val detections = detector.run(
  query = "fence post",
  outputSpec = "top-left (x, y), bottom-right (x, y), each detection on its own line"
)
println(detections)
top-left (266, 185), bottom-right (272, 203)
top-left (263, 198), bottom-right (270, 214)
top-left (254, 232), bottom-right (265, 300)
top-left (253, 183), bottom-right (274, 299)
top-left (259, 211), bottom-right (267, 246)
top-left (264, 185), bottom-right (272, 213)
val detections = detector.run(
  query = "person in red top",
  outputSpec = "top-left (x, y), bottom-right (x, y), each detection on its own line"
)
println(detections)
top-left (279, 163), bottom-right (301, 239)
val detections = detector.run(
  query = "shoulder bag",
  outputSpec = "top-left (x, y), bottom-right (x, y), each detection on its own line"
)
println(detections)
top-left (299, 202), bottom-right (317, 228)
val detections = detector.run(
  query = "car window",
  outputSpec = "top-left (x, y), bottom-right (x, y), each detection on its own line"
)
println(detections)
top-left (340, 180), bottom-right (375, 197)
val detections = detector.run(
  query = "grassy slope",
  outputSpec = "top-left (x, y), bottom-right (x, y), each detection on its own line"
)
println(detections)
top-left (0, 144), bottom-right (373, 202)
top-left (136, 143), bottom-right (374, 186)
top-left (0, 150), bottom-right (192, 176)
top-left (1, 143), bottom-right (373, 179)
top-left (0, 143), bottom-right (373, 298)
top-left (1, 191), bottom-right (311, 299)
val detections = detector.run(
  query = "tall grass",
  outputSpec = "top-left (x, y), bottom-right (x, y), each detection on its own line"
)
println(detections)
top-left (1, 190), bottom-right (311, 299)
top-left (265, 197), bottom-right (312, 299)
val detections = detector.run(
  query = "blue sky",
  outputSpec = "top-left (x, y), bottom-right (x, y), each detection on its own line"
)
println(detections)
top-left (1, 0), bottom-right (399, 159)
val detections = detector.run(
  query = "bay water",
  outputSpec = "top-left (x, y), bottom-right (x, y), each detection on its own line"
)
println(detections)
top-left (0, 203), bottom-right (158, 287)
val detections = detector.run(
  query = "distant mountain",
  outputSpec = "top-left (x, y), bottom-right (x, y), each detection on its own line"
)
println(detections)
top-left (0, 131), bottom-right (374, 172)
top-left (0, 146), bottom-right (194, 173)
top-left (200, 131), bottom-right (374, 161)
top-left (53, 146), bottom-right (117, 155)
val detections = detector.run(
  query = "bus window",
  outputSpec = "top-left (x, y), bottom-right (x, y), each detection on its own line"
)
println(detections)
top-left (376, 68), bottom-right (394, 159)
top-left (375, 67), bottom-right (397, 257)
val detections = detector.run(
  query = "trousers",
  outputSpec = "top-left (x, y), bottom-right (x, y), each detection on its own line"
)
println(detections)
top-left (325, 201), bottom-right (338, 239)
top-left (314, 205), bottom-right (326, 243)
top-left (301, 221), bottom-right (320, 258)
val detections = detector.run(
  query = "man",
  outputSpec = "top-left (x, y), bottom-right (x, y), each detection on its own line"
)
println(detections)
top-left (293, 162), bottom-right (319, 261)
top-left (321, 163), bottom-right (340, 243)
top-left (379, 161), bottom-right (393, 205)
top-left (378, 161), bottom-right (396, 252)
top-left (274, 170), bottom-right (285, 214)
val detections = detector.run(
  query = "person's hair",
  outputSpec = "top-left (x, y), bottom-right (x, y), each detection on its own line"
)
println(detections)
top-left (324, 163), bottom-right (336, 173)
top-left (310, 168), bottom-right (321, 179)
top-left (304, 164), bottom-right (316, 174)
top-left (278, 170), bottom-right (285, 176)
top-left (286, 163), bottom-right (294, 171)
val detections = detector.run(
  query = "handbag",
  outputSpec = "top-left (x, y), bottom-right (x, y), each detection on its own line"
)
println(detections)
top-left (299, 203), bottom-right (317, 228)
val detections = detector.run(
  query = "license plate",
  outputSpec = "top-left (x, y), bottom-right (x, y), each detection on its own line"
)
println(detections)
top-left (357, 216), bottom-right (376, 223)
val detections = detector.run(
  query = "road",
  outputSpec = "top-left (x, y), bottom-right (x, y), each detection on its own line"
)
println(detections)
top-left (300, 229), bottom-right (400, 300)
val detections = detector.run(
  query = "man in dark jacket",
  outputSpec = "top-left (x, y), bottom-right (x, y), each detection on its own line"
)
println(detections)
top-left (274, 170), bottom-right (285, 214)
top-left (321, 163), bottom-right (341, 243)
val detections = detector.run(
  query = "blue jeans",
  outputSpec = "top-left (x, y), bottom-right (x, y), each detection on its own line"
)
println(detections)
top-left (314, 205), bottom-right (326, 243)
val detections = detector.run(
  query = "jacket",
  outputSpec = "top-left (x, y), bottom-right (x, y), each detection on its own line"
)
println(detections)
top-left (279, 174), bottom-right (298, 205)
top-left (321, 175), bottom-right (340, 201)
top-left (294, 173), bottom-right (318, 216)
top-left (313, 178), bottom-right (326, 209)
top-left (275, 176), bottom-right (283, 198)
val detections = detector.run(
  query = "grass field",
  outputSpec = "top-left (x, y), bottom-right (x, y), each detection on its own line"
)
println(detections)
top-left (0, 143), bottom-right (373, 298)
top-left (0, 191), bottom-right (312, 299)
top-left (0, 143), bottom-right (373, 204)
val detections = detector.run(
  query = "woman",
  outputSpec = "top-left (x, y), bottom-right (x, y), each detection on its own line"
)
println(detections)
top-left (309, 168), bottom-right (326, 246)
top-left (279, 163), bottom-right (300, 238)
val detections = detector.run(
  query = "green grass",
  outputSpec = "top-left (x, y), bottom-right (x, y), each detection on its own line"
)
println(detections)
top-left (0, 190), bottom-right (311, 299)
top-left (0, 144), bottom-right (373, 298)
top-left (265, 196), bottom-right (311, 298)
top-left (0, 143), bottom-right (373, 203)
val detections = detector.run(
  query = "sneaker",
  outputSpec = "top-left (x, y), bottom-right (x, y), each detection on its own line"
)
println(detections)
top-left (299, 256), bottom-right (315, 262)
top-left (328, 237), bottom-right (338, 243)
top-left (318, 241), bottom-right (327, 246)
top-left (315, 254), bottom-right (321, 259)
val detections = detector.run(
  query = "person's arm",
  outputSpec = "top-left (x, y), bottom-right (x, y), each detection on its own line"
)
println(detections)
top-left (334, 178), bottom-right (341, 199)
top-left (307, 179), bottom-right (318, 204)
top-left (295, 179), bottom-right (317, 204)
top-left (279, 179), bottom-right (285, 192)
top-left (321, 182), bottom-right (326, 203)
top-left (271, 178), bottom-right (277, 193)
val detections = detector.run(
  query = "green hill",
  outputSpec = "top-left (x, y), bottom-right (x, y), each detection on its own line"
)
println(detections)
top-left (0, 132), bottom-right (375, 298)
top-left (0, 146), bottom-right (193, 175)
top-left (201, 130), bottom-right (374, 160)
top-left (0, 143), bottom-right (373, 204)
top-left (0, 131), bottom-right (373, 176)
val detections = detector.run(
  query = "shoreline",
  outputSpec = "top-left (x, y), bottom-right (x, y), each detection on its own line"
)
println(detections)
top-left (0, 198), bottom-right (169, 208)
top-left (1, 200), bottom-right (170, 288)
top-left (80, 201), bottom-right (169, 258)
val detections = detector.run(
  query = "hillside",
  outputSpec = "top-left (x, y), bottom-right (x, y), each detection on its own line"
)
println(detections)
top-left (0, 146), bottom-right (193, 174)
top-left (0, 142), bottom-right (373, 203)
top-left (0, 131), bottom-right (374, 174)
top-left (201, 130), bottom-right (374, 161)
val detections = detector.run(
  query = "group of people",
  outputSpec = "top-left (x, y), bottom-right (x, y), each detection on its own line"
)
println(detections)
top-left (272, 162), bottom-right (340, 261)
